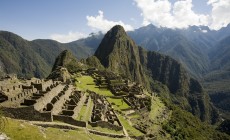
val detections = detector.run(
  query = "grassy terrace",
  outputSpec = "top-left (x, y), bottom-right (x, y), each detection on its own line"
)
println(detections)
top-left (76, 76), bottom-right (113, 97)
top-left (87, 125), bottom-right (124, 135)
top-left (76, 105), bottom-right (87, 121)
top-left (118, 115), bottom-right (144, 137)
top-left (1, 118), bottom-right (127, 140)
top-left (84, 99), bottom-right (94, 122)
top-left (106, 98), bottom-right (130, 111)
top-left (149, 96), bottom-right (165, 119)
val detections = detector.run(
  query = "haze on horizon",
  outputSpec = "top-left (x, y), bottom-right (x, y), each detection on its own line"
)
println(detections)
top-left (0, 0), bottom-right (230, 43)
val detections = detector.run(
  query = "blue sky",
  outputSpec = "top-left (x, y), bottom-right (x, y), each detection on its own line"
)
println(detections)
top-left (0, 0), bottom-right (229, 42)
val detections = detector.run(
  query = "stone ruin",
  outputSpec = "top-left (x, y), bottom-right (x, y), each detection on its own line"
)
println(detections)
top-left (59, 90), bottom-right (83, 117)
top-left (0, 74), bottom-right (88, 127)
top-left (88, 90), bottom-right (123, 131)
top-left (124, 94), bottom-right (151, 111)
top-left (88, 69), bottom-right (152, 112)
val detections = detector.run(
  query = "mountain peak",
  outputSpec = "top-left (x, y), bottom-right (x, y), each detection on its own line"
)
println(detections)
top-left (51, 50), bottom-right (79, 72)
top-left (94, 25), bottom-right (134, 68)
top-left (106, 25), bottom-right (127, 38)
top-left (94, 25), bottom-right (143, 83)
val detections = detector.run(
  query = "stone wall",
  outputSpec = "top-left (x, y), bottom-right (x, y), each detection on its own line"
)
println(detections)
top-left (2, 106), bottom-right (51, 121)
top-left (31, 79), bottom-right (54, 91)
top-left (51, 85), bottom-right (73, 115)
top-left (72, 93), bottom-right (86, 118)
top-left (88, 129), bottom-right (125, 138)
top-left (89, 121), bottom-right (123, 131)
top-left (33, 84), bottom-right (64, 111)
top-left (53, 115), bottom-right (86, 127)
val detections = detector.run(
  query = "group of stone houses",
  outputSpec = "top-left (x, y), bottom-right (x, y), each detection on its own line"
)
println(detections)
top-left (0, 72), bottom-right (125, 131)
top-left (88, 90), bottom-right (123, 131)
top-left (0, 74), bottom-right (87, 127)
top-left (0, 69), bottom-right (152, 138)
top-left (89, 70), bottom-right (152, 112)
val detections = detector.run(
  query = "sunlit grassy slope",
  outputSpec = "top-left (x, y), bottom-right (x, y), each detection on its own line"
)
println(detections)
top-left (76, 76), bottom-right (113, 96)
top-left (1, 118), bottom-right (127, 140)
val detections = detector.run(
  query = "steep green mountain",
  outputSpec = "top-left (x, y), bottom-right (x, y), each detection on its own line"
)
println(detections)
top-left (82, 56), bottom-right (104, 70)
top-left (30, 39), bottom-right (65, 66)
top-left (128, 24), bottom-right (212, 78)
top-left (0, 31), bottom-right (50, 78)
top-left (95, 25), bottom-right (145, 85)
top-left (50, 50), bottom-right (82, 73)
top-left (209, 35), bottom-right (230, 71)
top-left (94, 25), bottom-right (217, 123)
top-left (0, 31), bottom-right (96, 78)
top-left (203, 35), bottom-right (230, 117)
top-left (47, 50), bottom-right (80, 81)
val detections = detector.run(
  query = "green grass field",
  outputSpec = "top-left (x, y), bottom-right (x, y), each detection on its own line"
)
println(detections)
top-left (1, 118), bottom-right (127, 140)
top-left (106, 98), bottom-right (130, 111)
top-left (76, 105), bottom-right (87, 121)
top-left (76, 76), bottom-right (113, 97)
top-left (117, 115), bottom-right (144, 137)
top-left (87, 125), bottom-right (124, 135)
top-left (149, 96), bottom-right (165, 119)
top-left (84, 99), bottom-right (94, 122)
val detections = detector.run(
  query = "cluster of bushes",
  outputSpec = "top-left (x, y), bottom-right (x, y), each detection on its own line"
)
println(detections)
top-left (162, 105), bottom-right (230, 140)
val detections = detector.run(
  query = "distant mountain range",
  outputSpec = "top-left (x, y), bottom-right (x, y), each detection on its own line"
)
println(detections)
top-left (0, 31), bottom-right (102, 77)
top-left (0, 24), bottom-right (229, 118)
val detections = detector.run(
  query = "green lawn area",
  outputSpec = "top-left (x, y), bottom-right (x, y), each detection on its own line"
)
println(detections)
top-left (1, 118), bottom-right (127, 140)
top-left (128, 114), bottom-right (140, 119)
top-left (87, 125), bottom-right (124, 135)
top-left (117, 115), bottom-right (144, 137)
top-left (76, 76), bottom-right (113, 97)
top-left (149, 96), bottom-right (165, 119)
top-left (106, 98), bottom-right (130, 111)
top-left (84, 99), bottom-right (94, 122)
top-left (76, 105), bottom-right (87, 121)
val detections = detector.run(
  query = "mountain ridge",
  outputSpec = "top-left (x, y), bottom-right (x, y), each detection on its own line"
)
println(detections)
top-left (93, 25), bottom-right (217, 123)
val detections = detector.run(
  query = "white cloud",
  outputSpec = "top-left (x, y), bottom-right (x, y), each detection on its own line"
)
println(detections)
top-left (207, 0), bottom-right (230, 30)
top-left (50, 31), bottom-right (87, 43)
top-left (86, 10), bottom-right (134, 32)
top-left (134, 0), bottom-right (210, 28)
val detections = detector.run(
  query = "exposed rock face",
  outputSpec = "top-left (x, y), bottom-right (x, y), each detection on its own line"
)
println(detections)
top-left (94, 25), bottom-right (218, 123)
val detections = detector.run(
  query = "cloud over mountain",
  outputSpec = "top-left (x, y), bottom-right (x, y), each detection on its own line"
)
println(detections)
top-left (86, 10), bottom-right (134, 32)
top-left (208, 0), bottom-right (230, 30)
top-left (134, 0), bottom-right (230, 30)
top-left (50, 31), bottom-right (87, 43)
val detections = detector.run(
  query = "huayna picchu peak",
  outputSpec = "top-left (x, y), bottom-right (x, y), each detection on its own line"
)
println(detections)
top-left (0, 24), bottom-right (229, 139)
top-left (94, 25), bottom-right (217, 124)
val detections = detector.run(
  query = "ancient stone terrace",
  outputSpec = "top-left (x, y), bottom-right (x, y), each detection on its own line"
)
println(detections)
top-left (0, 76), bottom-right (40, 106)
top-left (31, 79), bottom-right (55, 92)
top-left (59, 90), bottom-right (84, 117)
top-left (124, 94), bottom-right (151, 111)
top-left (88, 91), bottom-right (123, 131)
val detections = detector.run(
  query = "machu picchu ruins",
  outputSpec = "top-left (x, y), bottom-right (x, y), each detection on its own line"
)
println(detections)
top-left (0, 67), bottom-right (170, 139)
